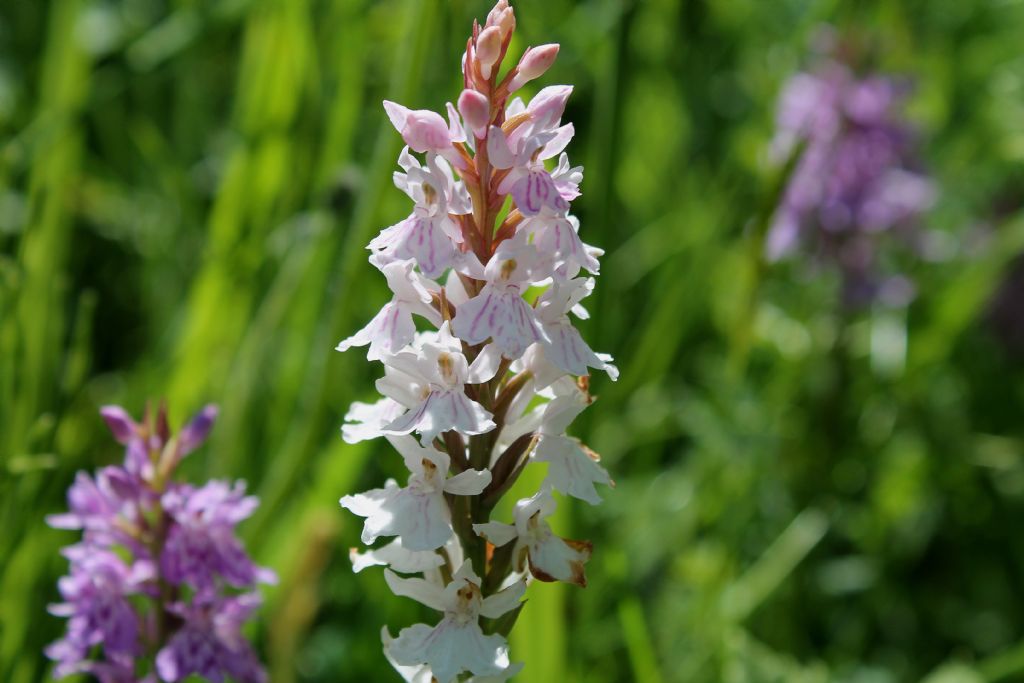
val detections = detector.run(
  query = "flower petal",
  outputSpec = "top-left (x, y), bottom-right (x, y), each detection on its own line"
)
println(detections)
top-left (452, 288), bottom-right (542, 359)
top-left (534, 436), bottom-right (611, 505)
top-left (350, 538), bottom-right (445, 574)
top-left (467, 343), bottom-right (504, 384)
top-left (178, 404), bottom-right (218, 456)
top-left (480, 579), bottom-right (526, 619)
top-left (527, 534), bottom-right (592, 586)
top-left (443, 469), bottom-right (491, 496)
top-left (510, 171), bottom-right (567, 217)
top-left (539, 320), bottom-right (616, 379)
top-left (384, 569), bottom-right (446, 611)
top-left (472, 522), bottom-right (517, 547)
top-left (390, 618), bottom-right (511, 683)
top-left (382, 627), bottom-right (435, 683)
top-left (486, 126), bottom-right (516, 169)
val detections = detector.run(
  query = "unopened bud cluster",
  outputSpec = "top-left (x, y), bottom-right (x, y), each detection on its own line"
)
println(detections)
top-left (336, 2), bottom-right (616, 680)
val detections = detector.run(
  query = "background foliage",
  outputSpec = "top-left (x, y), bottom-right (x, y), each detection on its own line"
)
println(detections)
top-left (3, 0), bottom-right (1024, 681)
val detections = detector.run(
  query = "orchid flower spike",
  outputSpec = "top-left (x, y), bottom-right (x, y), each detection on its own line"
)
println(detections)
top-left (336, 2), bottom-right (616, 679)
top-left (47, 404), bottom-right (272, 682)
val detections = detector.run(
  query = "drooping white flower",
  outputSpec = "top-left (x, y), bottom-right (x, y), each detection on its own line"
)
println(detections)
top-left (395, 148), bottom-right (471, 216)
top-left (522, 211), bottom-right (599, 278)
top-left (370, 150), bottom-right (470, 278)
top-left (473, 488), bottom-right (591, 586)
top-left (512, 344), bottom-right (565, 392)
top-left (383, 561), bottom-right (525, 683)
top-left (534, 278), bottom-right (618, 380)
top-left (532, 391), bottom-right (612, 505)
top-left (451, 233), bottom-right (545, 360)
top-left (377, 323), bottom-right (497, 442)
top-left (341, 436), bottom-right (490, 551)
top-left (336, 258), bottom-right (440, 360)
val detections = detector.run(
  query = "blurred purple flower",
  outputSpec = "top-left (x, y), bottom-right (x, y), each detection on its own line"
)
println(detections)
top-left (161, 480), bottom-right (275, 591)
top-left (45, 650), bottom-right (150, 683)
top-left (46, 468), bottom-right (140, 548)
top-left (155, 594), bottom-right (267, 683)
top-left (47, 404), bottom-right (269, 682)
top-left (769, 52), bottom-right (935, 308)
top-left (45, 546), bottom-right (150, 674)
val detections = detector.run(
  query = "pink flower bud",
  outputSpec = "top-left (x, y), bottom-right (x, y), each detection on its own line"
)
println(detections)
top-left (383, 100), bottom-right (452, 154)
top-left (178, 404), bottom-right (219, 456)
top-left (508, 44), bottom-right (559, 92)
top-left (100, 406), bottom-right (138, 444)
top-left (485, 0), bottom-right (509, 26)
top-left (458, 89), bottom-right (490, 138)
top-left (475, 26), bottom-right (502, 80)
top-left (485, 1), bottom-right (515, 39)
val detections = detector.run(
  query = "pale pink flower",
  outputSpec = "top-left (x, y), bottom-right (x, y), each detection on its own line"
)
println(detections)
top-left (475, 27), bottom-right (503, 80)
top-left (451, 234), bottom-right (545, 359)
top-left (339, 3), bottom-right (610, 677)
top-left (532, 392), bottom-right (612, 505)
top-left (369, 150), bottom-right (470, 278)
top-left (473, 488), bottom-right (592, 586)
top-left (383, 562), bottom-right (525, 683)
top-left (336, 258), bottom-right (439, 360)
top-left (522, 212), bottom-right (599, 278)
top-left (341, 437), bottom-right (490, 551)
top-left (378, 324), bottom-right (497, 441)
top-left (487, 87), bottom-right (575, 216)
top-left (535, 277), bottom-right (618, 379)
top-left (458, 89), bottom-right (491, 139)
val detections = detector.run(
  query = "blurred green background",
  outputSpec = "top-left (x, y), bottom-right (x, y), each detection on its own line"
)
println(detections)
top-left (3, 0), bottom-right (1024, 681)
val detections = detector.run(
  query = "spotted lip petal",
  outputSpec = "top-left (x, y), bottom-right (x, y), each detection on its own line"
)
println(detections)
top-left (451, 285), bottom-right (543, 359)
top-left (510, 171), bottom-right (568, 217)
top-left (372, 324), bottom-right (497, 441)
top-left (382, 562), bottom-right (522, 683)
top-left (341, 440), bottom-right (490, 552)
top-left (382, 389), bottom-right (496, 442)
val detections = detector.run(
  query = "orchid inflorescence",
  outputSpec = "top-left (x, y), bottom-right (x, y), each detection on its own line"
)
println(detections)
top-left (336, 1), bottom-right (616, 680)
top-left (767, 33), bottom-right (935, 309)
top-left (46, 404), bottom-right (273, 683)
